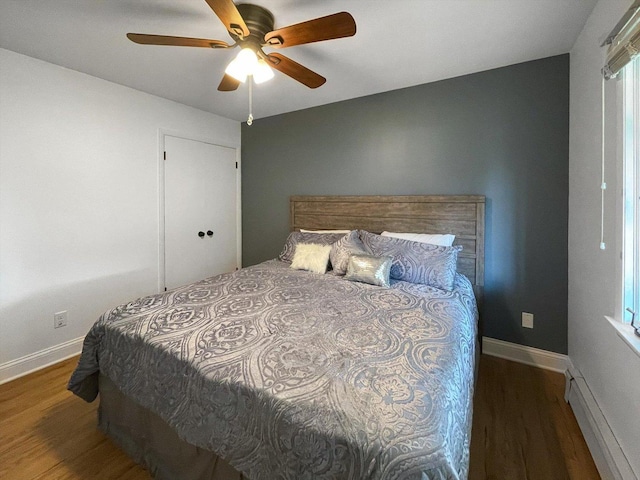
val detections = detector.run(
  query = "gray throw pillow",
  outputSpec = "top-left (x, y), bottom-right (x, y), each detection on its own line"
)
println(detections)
top-left (329, 230), bottom-right (367, 274)
top-left (359, 230), bottom-right (461, 291)
top-left (279, 232), bottom-right (345, 263)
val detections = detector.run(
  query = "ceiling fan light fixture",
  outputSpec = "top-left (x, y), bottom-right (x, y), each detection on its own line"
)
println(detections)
top-left (225, 47), bottom-right (258, 82)
top-left (127, 1), bottom-right (357, 92)
top-left (225, 62), bottom-right (247, 82)
top-left (253, 58), bottom-right (274, 84)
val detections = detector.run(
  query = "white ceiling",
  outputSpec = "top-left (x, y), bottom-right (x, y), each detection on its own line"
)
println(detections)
top-left (0, 0), bottom-right (596, 122)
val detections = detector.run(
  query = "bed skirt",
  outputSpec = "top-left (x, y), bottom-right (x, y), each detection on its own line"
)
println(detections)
top-left (98, 374), bottom-right (246, 480)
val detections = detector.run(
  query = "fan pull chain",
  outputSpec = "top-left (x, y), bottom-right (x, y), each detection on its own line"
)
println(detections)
top-left (247, 78), bottom-right (254, 126)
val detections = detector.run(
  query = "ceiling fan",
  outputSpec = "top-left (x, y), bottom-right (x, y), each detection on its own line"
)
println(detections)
top-left (127, 0), bottom-right (356, 92)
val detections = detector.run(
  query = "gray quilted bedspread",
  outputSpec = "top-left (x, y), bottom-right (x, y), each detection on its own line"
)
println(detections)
top-left (68, 260), bottom-right (477, 480)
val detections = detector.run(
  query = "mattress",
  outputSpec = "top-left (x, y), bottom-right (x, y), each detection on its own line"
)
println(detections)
top-left (69, 259), bottom-right (478, 479)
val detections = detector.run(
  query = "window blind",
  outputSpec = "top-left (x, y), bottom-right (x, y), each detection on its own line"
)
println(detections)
top-left (603, 0), bottom-right (640, 79)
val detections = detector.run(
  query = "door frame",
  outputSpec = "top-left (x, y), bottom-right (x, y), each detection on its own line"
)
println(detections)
top-left (157, 129), bottom-right (242, 292)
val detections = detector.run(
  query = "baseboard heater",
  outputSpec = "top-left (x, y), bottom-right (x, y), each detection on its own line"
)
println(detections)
top-left (564, 367), bottom-right (636, 480)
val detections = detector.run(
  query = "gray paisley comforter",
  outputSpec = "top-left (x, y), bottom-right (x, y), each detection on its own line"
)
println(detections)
top-left (69, 260), bottom-right (477, 480)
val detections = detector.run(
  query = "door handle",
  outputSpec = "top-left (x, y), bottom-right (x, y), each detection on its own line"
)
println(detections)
top-left (207, 230), bottom-right (214, 237)
top-left (198, 231), bottom-right (205, 237)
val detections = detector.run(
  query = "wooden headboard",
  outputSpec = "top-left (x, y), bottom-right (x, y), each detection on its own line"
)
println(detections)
top-left (290, 195), bottom-right (485, 301)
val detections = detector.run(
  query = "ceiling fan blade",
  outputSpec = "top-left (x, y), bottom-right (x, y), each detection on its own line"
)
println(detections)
top-left (127, 33), bottom-right (232, 49)
top-left (203, 0), bottom-right (250, 39)
top-left (218, 74), bottom-right (241, 91)
top-left (266, 53), bottom-right (326, 88)
top-left (264, 12), bottom-right (356, 48)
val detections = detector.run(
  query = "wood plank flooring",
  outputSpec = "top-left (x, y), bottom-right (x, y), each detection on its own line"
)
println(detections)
top-left (469, 355), bottom-right (599, 480)
top-left (0, 354), bottom-right (600, 480)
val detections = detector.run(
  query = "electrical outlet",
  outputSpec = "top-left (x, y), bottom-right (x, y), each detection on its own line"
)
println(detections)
top-left (54, 311), bottom-right (67, 329)
top-left (522, 312), bottom-right (534, 329)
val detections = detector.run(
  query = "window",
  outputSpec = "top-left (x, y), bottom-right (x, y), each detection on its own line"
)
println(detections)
top-left (622, 56), bottom-right (640, 324)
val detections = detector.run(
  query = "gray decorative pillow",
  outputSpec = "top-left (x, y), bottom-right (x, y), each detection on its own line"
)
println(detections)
top-left (329, 230), bottom-right (367, 275)
top-left (359, 230), bottom-right (462, 291)
top-left (345, 254), bottom-right (392, 287)
top-left (279, 232), bottom-right (345, 263)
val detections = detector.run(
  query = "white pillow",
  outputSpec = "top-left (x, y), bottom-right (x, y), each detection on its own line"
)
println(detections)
top-left (290, 243), bottom-right (332, 274)
top-left (381, 231), bottom-right (455, 246)
top-left (299, 229), bottom-right (351, 234)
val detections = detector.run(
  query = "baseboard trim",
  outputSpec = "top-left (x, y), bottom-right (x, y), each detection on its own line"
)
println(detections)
top-left (565, 365), bottom-right (636, 480)
top-left (0, 337), bottom-right (84, 385)
top-left (482, 337), bottom-right (569, 373)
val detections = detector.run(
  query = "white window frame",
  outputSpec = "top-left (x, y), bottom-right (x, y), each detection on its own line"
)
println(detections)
top-left (608, 55), bottom-right (640, 357)
top-left (621, 57), bottom-right (640, 325)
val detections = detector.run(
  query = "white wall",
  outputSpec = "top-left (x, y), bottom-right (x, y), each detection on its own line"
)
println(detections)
top-left (0, 48), bottom-right (240, 380)
top-left (569, 0), bottom-right (640, 476)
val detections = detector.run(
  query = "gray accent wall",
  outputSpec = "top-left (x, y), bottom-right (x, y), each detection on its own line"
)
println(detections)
top-left (241, 54), bottom-right (569, 354)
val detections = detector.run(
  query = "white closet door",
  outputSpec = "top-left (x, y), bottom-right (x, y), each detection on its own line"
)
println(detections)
top-left (164, 135), bottom-right (238, 289)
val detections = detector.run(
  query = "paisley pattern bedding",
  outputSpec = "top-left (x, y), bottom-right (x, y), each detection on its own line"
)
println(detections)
top-left (69, 260), bottom-right (478, 480)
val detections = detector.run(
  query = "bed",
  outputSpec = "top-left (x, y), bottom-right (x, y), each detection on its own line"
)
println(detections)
top-left (69, 195), bottom-right (485, 480)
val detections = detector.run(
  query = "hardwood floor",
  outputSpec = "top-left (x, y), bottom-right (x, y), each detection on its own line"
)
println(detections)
top-left (0, 355), bottom-right (599, 480)
top-left (0, 357), bottom-right (147, 480)
top-left (469, 355), bottom-right (599, 480)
